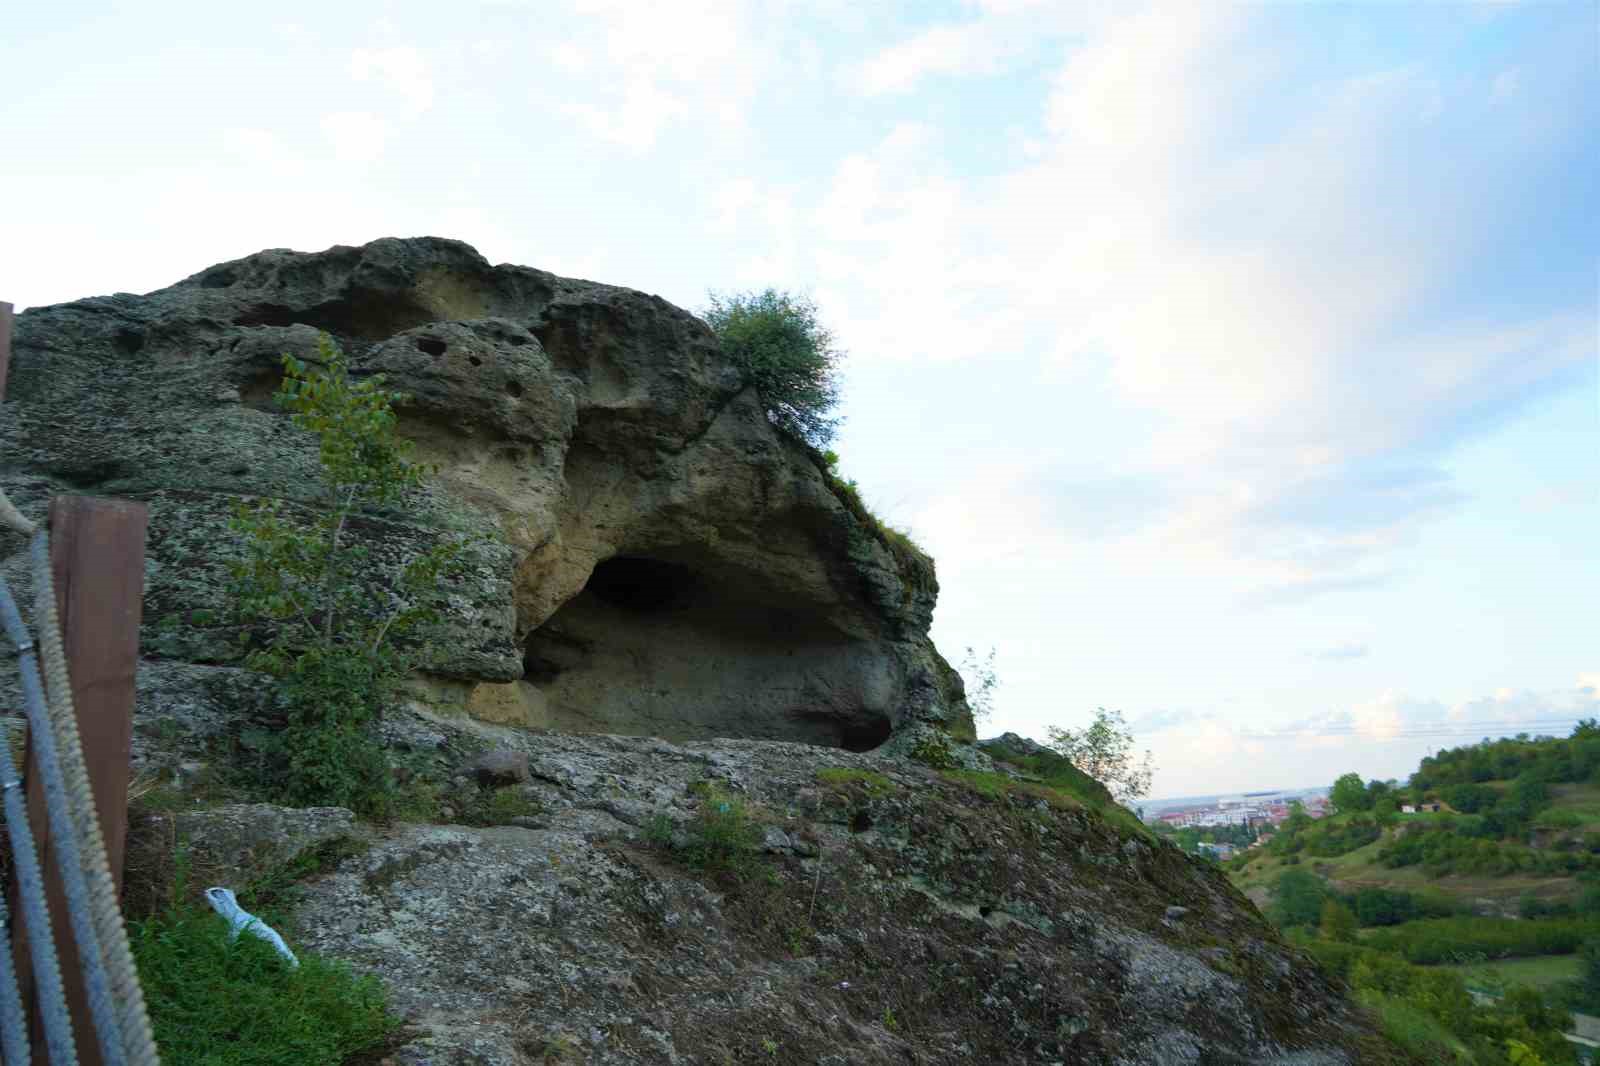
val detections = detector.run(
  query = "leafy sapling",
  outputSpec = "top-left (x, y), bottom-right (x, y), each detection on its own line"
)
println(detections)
top-left (222, 333), bottom-right (478, 817)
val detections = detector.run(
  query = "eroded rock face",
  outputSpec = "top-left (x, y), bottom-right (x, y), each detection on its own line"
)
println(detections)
top-left (274, 718), bottom-right (1383, 1066)
top-left (0, 237), bottom-right (968, 748)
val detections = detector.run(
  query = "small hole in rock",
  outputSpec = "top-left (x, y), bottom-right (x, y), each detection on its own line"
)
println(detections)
top-left (505, 380), bottom-right (524, 398)
top-left (468, 355), bottom-right (483, 367)
top-left (416, 337), bottom-right (447, 357)
top-left (849, 810), bottom-right (872, 834)
top-left (978, 905), bottom-right (993, 919)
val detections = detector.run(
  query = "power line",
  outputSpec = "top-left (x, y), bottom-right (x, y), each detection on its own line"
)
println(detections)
top-left (1145, 718), bottom-right (1593, 743)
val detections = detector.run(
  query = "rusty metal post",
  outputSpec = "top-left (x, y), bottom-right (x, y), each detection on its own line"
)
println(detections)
top-left (11, 497), bottom-right (148, 1066)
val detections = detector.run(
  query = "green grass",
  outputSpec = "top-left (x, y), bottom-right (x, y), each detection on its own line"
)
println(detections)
top-left (646, 782), bottom-right (768, 880)
top-left (459, 786), bottom-right (542, 827)
top-left (1435, 954), bottom-right (1581, 991)
top-left (1228, 829), bottom-right (1576, 908)
top-left (1356, 990), bottom-right (1474, 1064)
top-left (939, 769), bottom-right (1151, 839)
top-left (131, 862), bottom-right (396, 1065)
top-left (815, 769), bottom-right (896, 795)
top-left (1546, 783), bottom-right (1600, 827)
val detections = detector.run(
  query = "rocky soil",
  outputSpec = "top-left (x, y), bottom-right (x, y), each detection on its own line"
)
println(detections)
top-left (129, 705), bottom-right (1394, 1066)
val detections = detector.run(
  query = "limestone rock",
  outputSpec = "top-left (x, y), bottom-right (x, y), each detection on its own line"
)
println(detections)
top-left (283, 725), bottom-right (1382, 1065)
top-left (123, 802), bottom-right (358, 917)
top-left (459, 747), bottom-right (531, 787)
top-left (3, 237), bottom-right (971, 750)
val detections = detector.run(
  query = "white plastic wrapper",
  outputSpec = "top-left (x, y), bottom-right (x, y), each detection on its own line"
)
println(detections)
top-left (204, 887), bottom-right (300, 968)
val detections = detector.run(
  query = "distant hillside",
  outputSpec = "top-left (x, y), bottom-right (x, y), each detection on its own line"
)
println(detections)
top-left (1231, 722), bottom-right (1600, 915)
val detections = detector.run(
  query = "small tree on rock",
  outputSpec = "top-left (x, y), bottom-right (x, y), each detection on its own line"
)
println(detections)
top-left (1046, 708), bottom-right (1154, 803)
top-left (957, 646), bottom-right (999, 725)
top-left (702, 288), bottom-right (842, 447)
top-left (220, 334), bottom-right (475, 817)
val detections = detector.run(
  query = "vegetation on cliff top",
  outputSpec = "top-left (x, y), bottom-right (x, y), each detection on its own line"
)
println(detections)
top-left (702, 287), bottom-right (842, 449)
top-left (702, 287), bottom-right (937, 595)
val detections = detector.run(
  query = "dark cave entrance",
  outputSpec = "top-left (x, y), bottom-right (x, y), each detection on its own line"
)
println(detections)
top-left (522, 552), bottom-right (894, 751)
top-left (585, 556), bottom-right (697, 614)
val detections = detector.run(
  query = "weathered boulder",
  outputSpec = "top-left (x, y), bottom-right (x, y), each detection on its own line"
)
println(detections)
top-left (0, 237), bottom-right (970, 751)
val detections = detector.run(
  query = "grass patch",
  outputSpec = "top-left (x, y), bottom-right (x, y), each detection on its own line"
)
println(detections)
top-left (459, 787), bottom-right (542, 827)
top-left (815, 769), bottom-right (896, 795)
top-left (939, 769), bottom-right (1150, 839)
top-left (806, 451), bottom-right (936, 596)
top-left (1435, 953), bottom-right (1581, 991)
top-left (1547, 783), bottom-right (1600, 828)
top-left (646, 782), bottom-right (768, 881)
top-left (242, 835), bottom-right (370, 914)
top-left (131, 856), bottom-right (396, 1065)
top-left (976, 738), bottom-right (1118, 808)
top-left (1355, 990), bottom-right (1474, 1064)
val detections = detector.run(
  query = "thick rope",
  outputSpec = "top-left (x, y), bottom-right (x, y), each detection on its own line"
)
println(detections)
top-left (0, 570), bottom-right (124, 1066)
top-left (31, 532), bottom-right (159, 1066)
top-left (0, 499), bottom-right (34, 539)
top-left (0, 718), bottom-right (75, 1065)
top-left (0, 717), bottom-right (33, 1056)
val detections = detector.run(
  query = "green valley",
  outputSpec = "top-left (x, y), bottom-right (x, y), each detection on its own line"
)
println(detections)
top-left (1226, 722), bottom-right (1600, 1065)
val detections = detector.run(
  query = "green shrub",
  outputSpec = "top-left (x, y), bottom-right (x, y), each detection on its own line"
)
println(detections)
top-left (651, 782), bottom-right (767, 880)
top-left (1534, 808), bottom-right (1583, 830)
top-left (702, 288), bottom-right (841, 448)
top-left (1363, 915), bottom-right (1600, 964)
top-left (131, 855), bottom-right (395, 1065)
top-left (909, 731), bottom-right (958, 770)
top-left (217, 334), bottom-right (478, 818)
top-left (459, 787), bottom-right (541, 827)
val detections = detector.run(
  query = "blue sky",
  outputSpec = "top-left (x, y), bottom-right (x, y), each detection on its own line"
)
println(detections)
top-left (3, 0), bottom-right (1595, 798)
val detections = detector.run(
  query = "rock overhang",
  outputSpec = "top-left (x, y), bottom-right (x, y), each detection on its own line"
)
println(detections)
top-left (2, 236), bottom-right (973, 752)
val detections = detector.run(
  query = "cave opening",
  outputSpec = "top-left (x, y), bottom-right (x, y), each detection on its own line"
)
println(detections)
top-left (585, 556), bottom-right (697, 613)
top-left (837, 716), bottom-right (894, 753)
top-left (520, 551), bottom-right (894, 751)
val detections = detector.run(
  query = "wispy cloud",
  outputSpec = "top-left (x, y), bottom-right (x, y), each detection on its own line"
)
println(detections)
top-left (1307, 644), bottom-right (1370, 662)
top-left (350, 45), bottom-right (434, 113)
top-left (784, 2), bottom-right (1595, 603)
top-left (853, 22), bottom-right (1015, 95)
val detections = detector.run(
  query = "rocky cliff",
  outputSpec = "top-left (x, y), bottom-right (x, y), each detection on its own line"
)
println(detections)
top-left (2, 237), bottom-right (965, 754)
top-left (0, 241), bottom-right (1402, 1064)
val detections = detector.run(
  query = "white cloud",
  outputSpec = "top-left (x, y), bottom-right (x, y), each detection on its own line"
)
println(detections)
top-left (320, 111), bottom-right (391, 164)
top-left (547, 42), bottom-right (589, 74)
top-left (1308, 644), bottom-right (1370, 662)
top-left (219, 128), bottom-right (306, 175)
top-left (350, 45), bottom-right (434, 113)
top-left (721, 1), bottom-right (1593, 602)
top-left (547, 0), bottom-right (763, 152)
top-left (855, 23), bottom-right (1010, 95)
